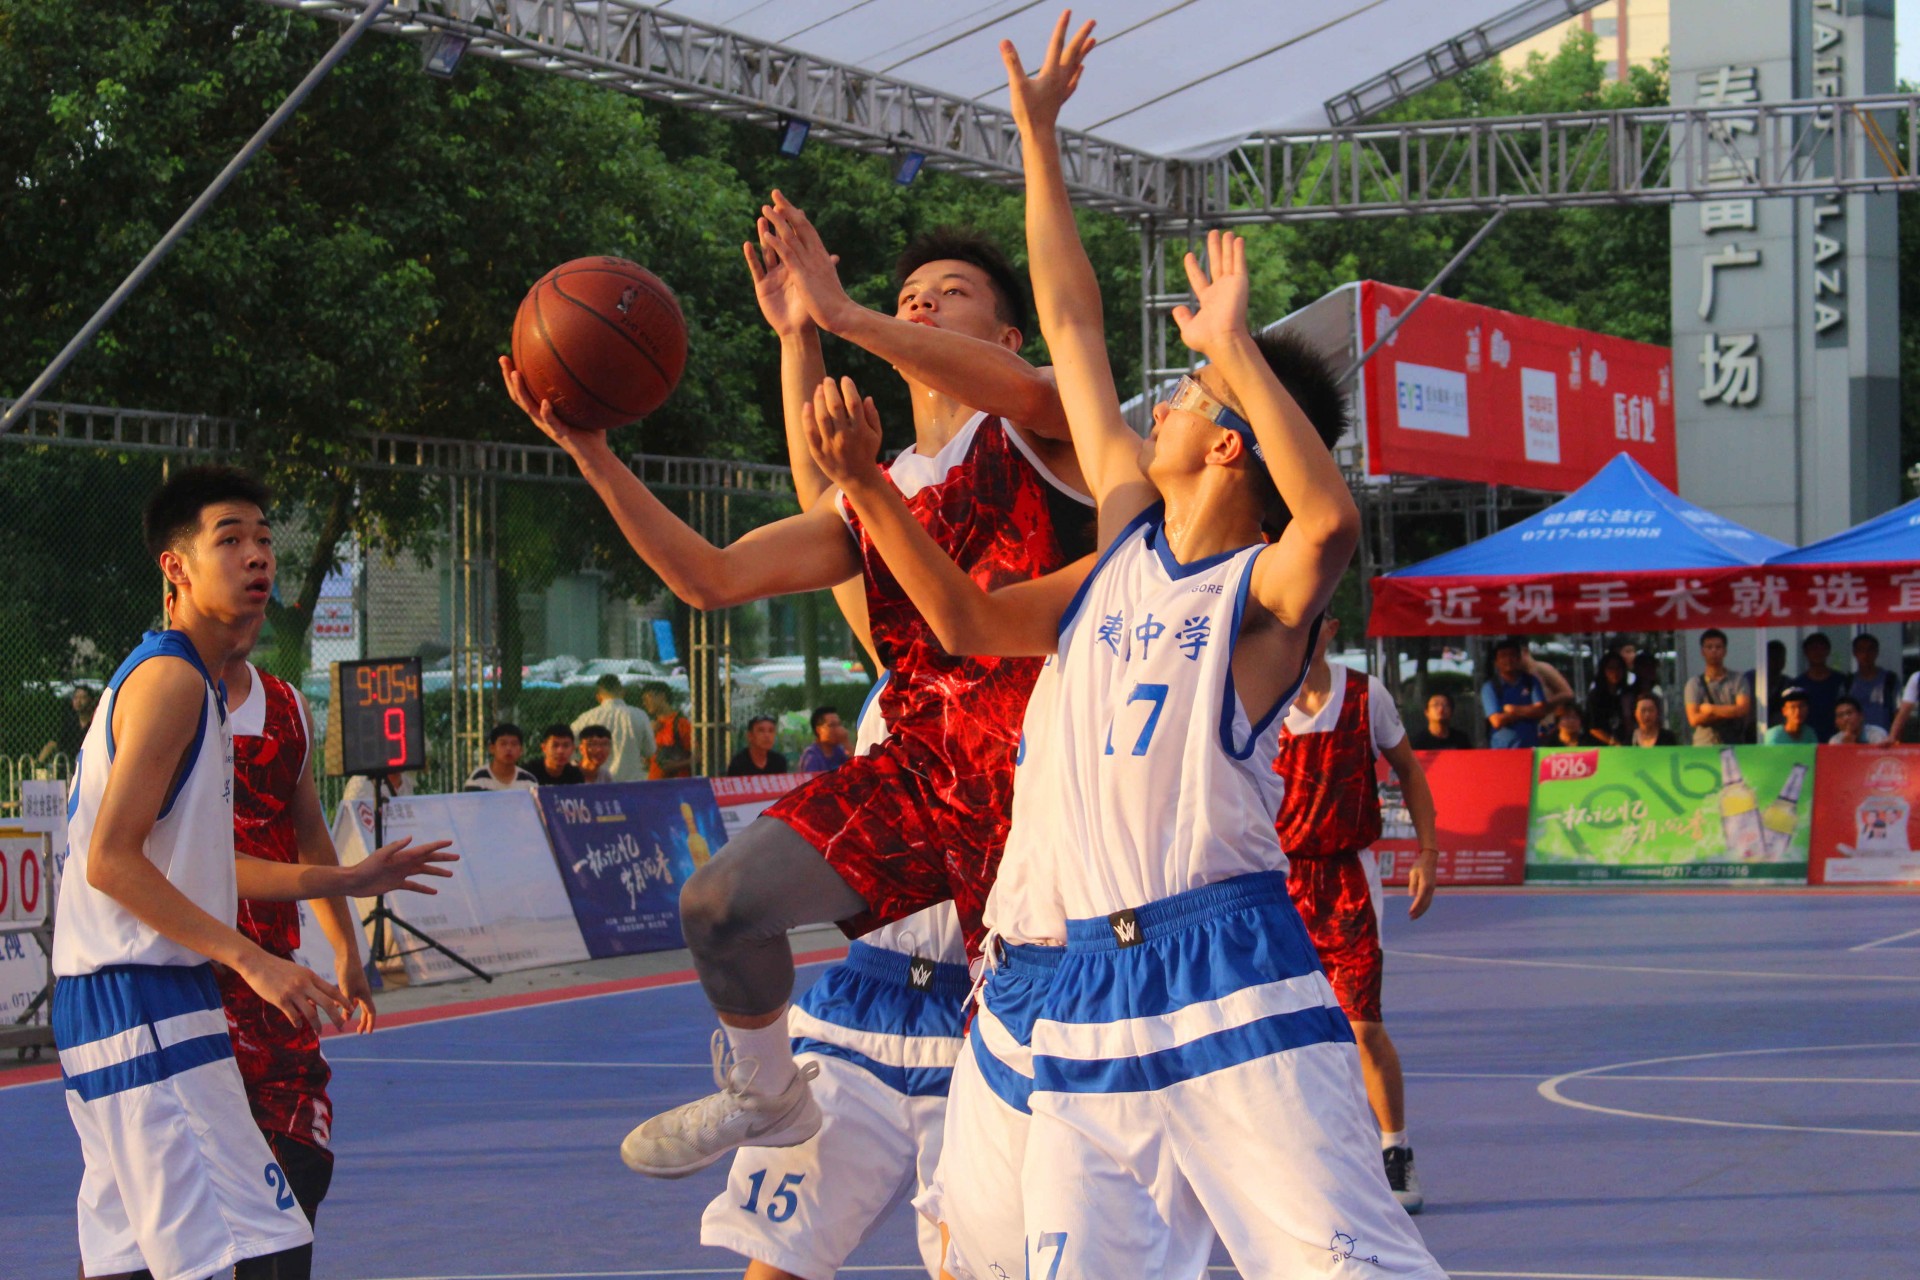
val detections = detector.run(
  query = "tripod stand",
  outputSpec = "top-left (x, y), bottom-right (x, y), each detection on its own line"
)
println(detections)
top-left (360, 778), bottom-right (492, 984)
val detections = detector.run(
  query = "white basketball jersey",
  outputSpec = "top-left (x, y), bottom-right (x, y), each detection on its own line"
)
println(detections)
top-left (1004, 506), bottom-right (1308, 921)
top-left (54, 631), bottom-right (236, 976)
top-left (980, 653), bottom-right (1069, 944)
top-left (851, 672), bottom-right (966, 964)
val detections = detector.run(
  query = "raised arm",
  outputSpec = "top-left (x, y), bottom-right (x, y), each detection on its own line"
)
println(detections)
top-left (1174, 230), bottom-right (1358, 627)
top-left (1002, 15), bottom-right (1155, 535)
top-left (745, 222), bottom-right (836, 509)
top-left (807, 376), bottom-right (1089, 656)
top-left (759, 191), bottom-right (1067, 439)
top-left (502, 358), bottom-right (862, 608)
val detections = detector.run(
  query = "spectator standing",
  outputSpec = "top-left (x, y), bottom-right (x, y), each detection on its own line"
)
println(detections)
top-left (1747, 638), bottom-right (1789, 728)
top-left (1627, 692), bottom-right (1677, 746)
top-left (1683, 628), bottom-right (1753, 747)
top-left (1763, 688), bottom-right (1819, 745)
top-left (1480, 638), bottom-right (1548, 749)
top-left (639, 681), bottom-right (694, 780)
top-left (571, 674), bottom-right (654, 782)
top-left (1891, 670), bottom-right (1920, 744)
top-left (464, 722), bottom-right (538, 792)
top-left (796, 705), bottom-right (850, 773)
top-left (726, 715), bottom-right (789, 776)
top-left (1796, 633), bottom-right (1850, 741)
top-left (1628, 651), bottom-right (1667, 721)
top-left (1407, 692), bottom-right (1471, 750)
top-left (578, 725), bottom-right (614, 783)
top-left (1585, 652), bottom-right (1632, 746)
top-left (526, 723), bottom-right (586, 786)
top-left (36, 683), bottom-right (97, 765)
top-left (1831, 697), bottom-right (1889, 745)
top-left (1847, 635), bottom-right (1900, 733)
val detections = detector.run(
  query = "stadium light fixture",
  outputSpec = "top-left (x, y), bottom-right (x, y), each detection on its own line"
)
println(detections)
top-left (776, 116), bottom-right (812, 157)
top-left (421, 30), bottom-right (470, 78)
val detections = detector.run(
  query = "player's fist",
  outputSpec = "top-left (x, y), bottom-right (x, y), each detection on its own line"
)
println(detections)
top-left (349, 836), bottom-right (457, 898)
top-left (238, 949), bottom-right (350, 1036)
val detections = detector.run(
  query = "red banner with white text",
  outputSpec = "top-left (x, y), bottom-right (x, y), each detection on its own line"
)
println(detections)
top-left (1370, 562), bottom-right (1920, 638)
top-left (1360, 281), bottom-right (1677, 492)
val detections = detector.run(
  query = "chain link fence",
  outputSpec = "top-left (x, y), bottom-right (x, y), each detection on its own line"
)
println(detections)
top-left (0, 403), bottom-right (875, 823)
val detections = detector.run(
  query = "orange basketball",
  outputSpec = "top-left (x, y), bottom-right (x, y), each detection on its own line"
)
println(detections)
top-left (510, 257), bottom-right (687, 431)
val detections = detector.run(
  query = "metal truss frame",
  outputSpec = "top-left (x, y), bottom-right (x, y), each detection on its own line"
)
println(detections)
top-left (1323, 0), bottom-right (1612, 127)
top-left (1199, 93), bottom-right (1920, 222)
top-left (260, 0), bottom-right (1175, 216)
top-left (0, 398), bottom-right (241, 455)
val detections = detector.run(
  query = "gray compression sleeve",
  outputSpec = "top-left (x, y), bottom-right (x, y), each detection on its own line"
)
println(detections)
top-left (677, 815), bottom-right (868, 1017)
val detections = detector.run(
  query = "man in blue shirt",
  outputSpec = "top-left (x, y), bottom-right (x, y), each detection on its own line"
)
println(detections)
top-left (1480, 637), bottom-right (1549, 748)
top-left (1796, 633), bottom-right (1851, 742)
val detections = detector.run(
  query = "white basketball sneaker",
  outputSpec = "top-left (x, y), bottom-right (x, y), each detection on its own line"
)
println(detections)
top-left (620, 1031), bottom-right (821, 1178)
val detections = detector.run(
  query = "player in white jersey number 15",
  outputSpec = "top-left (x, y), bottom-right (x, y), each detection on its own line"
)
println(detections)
top-left (799, 13), bottom-right (1446, 1278)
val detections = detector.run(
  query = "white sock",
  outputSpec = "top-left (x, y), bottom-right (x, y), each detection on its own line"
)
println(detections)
top-left (1380, 1128), bottom-right (1408, 1151)
top-left (723, 1011), bottom-right (796, 1094)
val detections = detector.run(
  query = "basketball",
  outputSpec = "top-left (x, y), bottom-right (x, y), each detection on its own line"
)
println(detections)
top-left (510, 257), bottom-right (688, 432)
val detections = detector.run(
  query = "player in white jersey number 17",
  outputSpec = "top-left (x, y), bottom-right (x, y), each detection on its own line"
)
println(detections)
top-left (798, 13), bottom-right (1447, 1278)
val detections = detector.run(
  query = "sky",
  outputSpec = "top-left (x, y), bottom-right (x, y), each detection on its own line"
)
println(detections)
top-left (1901, 3), bottom-right (1919, 88)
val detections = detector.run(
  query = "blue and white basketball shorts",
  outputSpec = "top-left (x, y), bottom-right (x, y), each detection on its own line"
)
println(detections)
top-left (912, 940), bottom-right (1061, 1280)
top-left (703, 943), bottom-right (968, 1280)
top-left (52, 964), bottom-right (314, 1280)
top-left (1023, 872), bottom-right (1446, 1280)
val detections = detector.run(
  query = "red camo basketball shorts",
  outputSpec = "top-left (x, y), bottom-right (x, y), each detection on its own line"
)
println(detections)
top-left (764, 731), bottom-right (1013, 959)
top-left (1286, 849), bottom-right (1383, 1024)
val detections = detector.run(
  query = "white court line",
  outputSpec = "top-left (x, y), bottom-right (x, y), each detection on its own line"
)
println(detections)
top-left (1387, 948), bottom-right (1920, 982)
top-left (1538, 1042), bottom-right (1920, 1137)
top-left (1850, 926), bottom-right (1920, 951)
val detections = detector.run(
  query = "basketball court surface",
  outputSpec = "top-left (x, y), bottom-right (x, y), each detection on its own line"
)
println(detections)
top-left (4, 889), bottom-right (1916, 1279)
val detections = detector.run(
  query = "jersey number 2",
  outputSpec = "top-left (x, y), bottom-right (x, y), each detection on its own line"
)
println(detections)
top-left (263, 1161), bottom-right (296, 1211)
top-left (1104, 683), bottom-right (1169, 757)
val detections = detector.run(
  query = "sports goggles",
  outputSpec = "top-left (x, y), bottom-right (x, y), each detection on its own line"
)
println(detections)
top-left (1167, 374), bottom-right (1263, 462)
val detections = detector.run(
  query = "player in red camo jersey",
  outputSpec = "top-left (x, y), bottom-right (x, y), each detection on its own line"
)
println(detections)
top-left (500, 214), bottom-right (1093, 1180)
top-left (1272, 614), bottom-right (1441, 1214)
top-left (217, 649), bottom-right (455, 1280)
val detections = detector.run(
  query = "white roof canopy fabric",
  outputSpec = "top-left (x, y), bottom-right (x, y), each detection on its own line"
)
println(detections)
top-left (651, 0), bottom-right (1596, 157)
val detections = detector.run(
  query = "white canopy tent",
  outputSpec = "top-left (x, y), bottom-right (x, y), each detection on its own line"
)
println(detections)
top-left (647, 0), bottom-right (1604, 157)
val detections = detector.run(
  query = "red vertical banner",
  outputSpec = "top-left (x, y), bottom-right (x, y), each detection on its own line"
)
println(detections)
top-left (1360, 281), bottom-right (1675, 491)
top-left (1808, 746), bottom-right (1920, 885)
top-left (1373, 749), bottom-right (1531, 886)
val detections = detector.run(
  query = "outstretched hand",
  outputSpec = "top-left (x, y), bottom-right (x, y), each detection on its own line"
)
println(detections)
top-left (348, 837), bottom-right (458, 898)
top-left (501, 356), bottom-right (599, 455)
top-left (1170, 228), bottom-right (1250, 360)
top-left (802, 376), bottom-right (887, 489)
top-left (758, 191), bottom-right (856, 333)
top-left (1001, 10), bottom-right (1095, 136)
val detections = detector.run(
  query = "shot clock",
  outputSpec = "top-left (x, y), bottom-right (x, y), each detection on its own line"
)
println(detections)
top-left (324, 657), bottom-right (427, 777)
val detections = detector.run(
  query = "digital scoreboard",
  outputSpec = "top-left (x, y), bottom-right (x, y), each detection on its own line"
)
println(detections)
top-left (324, 658), bottom-right (426, 777)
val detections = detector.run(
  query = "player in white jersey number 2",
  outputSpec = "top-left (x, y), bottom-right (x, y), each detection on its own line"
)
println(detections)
top-left (50, 467), bottom-right (453, 1280)
top-left (701, 675), bottom-right (970, 1280)
top-left (801, 16), bottom-right (1446, 1278)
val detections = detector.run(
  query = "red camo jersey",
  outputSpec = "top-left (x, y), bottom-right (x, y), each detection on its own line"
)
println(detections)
top-left (216, 667), bottom-right (334, 1153)
top-left (850, 415), bottom-right (1093, 767)
top-left (1273, 667), bottom-right (1384, 860)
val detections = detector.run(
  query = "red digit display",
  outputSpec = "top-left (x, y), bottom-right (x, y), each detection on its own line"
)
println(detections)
top-left (384, 706), bottom-right (408, 766)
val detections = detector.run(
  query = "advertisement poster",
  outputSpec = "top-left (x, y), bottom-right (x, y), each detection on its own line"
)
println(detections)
top-left (1527, 745), bottom-right (1814, 881)
top-left (537, 780), bottom-right (727, 958)
top-left (1809, 746), bottom-right (1920, 885)
top-left (1374, 750), bottom-right (1530, 886)
top-left (710, 773), bottom-right (812, 844)
top-left (1361, 280), bottom-right (1676, 492)
top-left (325, 791), bottom-right (589, 985)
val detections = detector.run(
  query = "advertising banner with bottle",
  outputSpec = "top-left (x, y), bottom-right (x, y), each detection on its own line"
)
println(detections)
top-left (1807, 747), bottom-right (1920, 886)
top-left (535, 779), bottom-right (727, 959)
top-left (1526, 745), bottom-right (1814, 881)
top-left (1373, 750), bottom-right (1530, 886)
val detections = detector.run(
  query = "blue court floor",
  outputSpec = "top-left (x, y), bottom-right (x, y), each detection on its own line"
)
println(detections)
top-left (4, 891), bottom-right (1917, 1280)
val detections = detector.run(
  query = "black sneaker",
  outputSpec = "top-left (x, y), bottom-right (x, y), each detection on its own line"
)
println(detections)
top-left (1383, 1145), bottom-right (1423, 1213)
